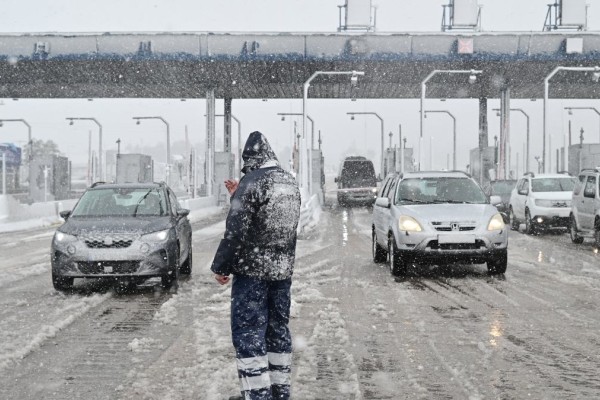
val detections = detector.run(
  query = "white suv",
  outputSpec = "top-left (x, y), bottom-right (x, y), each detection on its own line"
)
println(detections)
top-left (569, 168), bottom-right (600, 244)
top-left (508, 172), bottom-right (577, 234)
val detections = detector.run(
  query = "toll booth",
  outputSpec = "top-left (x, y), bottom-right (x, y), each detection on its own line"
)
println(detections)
top-left (115, 153), bottom-right (153, 184)
top-left (0, 143), bottom-right (22, 193)
top-left (568, 144), bottom-right (600, 175)
top-left (470, 146), bottom-right (495, 186)
top-left (383, 147), bottom-right (414, 176)
top-left (29, 155), bottom-right (71, 202)
top-left (215, 152), bottom-right (235, 204)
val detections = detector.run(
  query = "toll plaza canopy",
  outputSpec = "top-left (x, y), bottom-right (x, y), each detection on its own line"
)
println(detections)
top-left (0, 31), bottom-right (599, 100)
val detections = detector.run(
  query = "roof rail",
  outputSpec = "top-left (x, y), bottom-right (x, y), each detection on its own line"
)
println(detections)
top-left (90, 181), bottom-right (107, 188)
top-left (523, 172), bottom-right (535, 178)
top-left (557, 170), bottom-right (572, 176)
top-left (449, 170), bottom-right (472, 178)
top-left (580, 167), bottom-right (600, 173)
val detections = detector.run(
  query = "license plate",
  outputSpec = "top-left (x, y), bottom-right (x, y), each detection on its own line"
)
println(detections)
top-left (103, 266), bottom-right (113, 273)
top-left (438, 234), bottom-right (475, 244)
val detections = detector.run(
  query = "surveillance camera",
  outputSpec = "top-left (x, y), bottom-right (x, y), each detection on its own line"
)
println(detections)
top-left (281, 116), bottom-right (285, 121)
top-left (69, 120), bottom-right (74, 125)
top-left (468, 74), bottom-right (477, 84)
top-left (593, 72), bottom-right (600, 83)
top-left (350, 75), bottom-right (358, 86)
top-left (350, 115), bottom-right (355, 120)
top-left (136, 120), bottom-right (140, 125)
top-left (568, 109), bottom-right (573, 115)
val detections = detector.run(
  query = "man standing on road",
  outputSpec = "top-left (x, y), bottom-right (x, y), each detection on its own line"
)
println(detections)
top-left (211, 131), bottom-right (301, 400)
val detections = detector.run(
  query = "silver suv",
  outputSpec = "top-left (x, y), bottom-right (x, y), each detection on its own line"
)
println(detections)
top-left (371, 171), bottom-right (508, 276)
top-left (569, 168), bottom-right (600, 245)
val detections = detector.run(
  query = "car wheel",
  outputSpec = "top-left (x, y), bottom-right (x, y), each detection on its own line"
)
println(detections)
top-left (509, 207), bottom-right (520, 231)
top-left (569, 215), bottom-right (584, 244)
top-left (524, 210), bottom-right (536, 235)
top-left (487, 249), bottom-right (508, 274)
top-left (52, 272), bottom-right (73, 292)
top-left (372, 231), bottom-right (387, 263)
top-left (162, 246), bottom-right (180, 288)
top-left (388, 236), bottom-right (407, 276)
top-left (179, 238), bottom-right (193, 275)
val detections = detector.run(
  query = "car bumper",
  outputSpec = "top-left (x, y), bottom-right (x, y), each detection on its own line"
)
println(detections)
top-left (395, 230), bottom-right (508, 264)
top-left (531, 215), bottom-right (570, 228)
top-left (51, 238), bottom-right (177, 278)
top-left (338, 191), bottom-right (377, 205)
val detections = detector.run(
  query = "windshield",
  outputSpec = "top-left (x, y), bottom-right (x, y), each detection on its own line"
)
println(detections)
top-left (71, 188), bottom-right (167, 217)
top-left (531, 178), bottom-right (577, 192)
top-left (340, 160), bottom-right (376, 188)
top-left (491, 180), bottom-right (517, 195)
top-left (396, 177), bottom-right (488, 205)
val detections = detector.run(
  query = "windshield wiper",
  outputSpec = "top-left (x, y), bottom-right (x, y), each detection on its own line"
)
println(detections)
top-left (132, 190), bottom-right (153, 217)
top-left (398, 198), bottom-right (429, 204)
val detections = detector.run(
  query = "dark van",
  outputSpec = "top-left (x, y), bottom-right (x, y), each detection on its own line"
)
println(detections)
top-left (335, 156), bottom-right (378, 206)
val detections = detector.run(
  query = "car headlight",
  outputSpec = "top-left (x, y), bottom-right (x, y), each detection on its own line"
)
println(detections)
top-left (487, 213), bottom-right (505, 231)
top-left (55, 232), bottom-right (77, 243)
top-left (142, 229), bottom-right (170, 242)
top-left (399, 215), bottom-right (422, 232)
top-left (371, 188), bottom-right (378, 193)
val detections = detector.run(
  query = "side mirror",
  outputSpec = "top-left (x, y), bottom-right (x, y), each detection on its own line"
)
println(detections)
top-left (177, 209), bottom-right (190, 218)
top-left (59, 210), bottom-right (71, 220)
top-left (518, 189), bottom-right (528, 196)
top-left (490, 195), bottom-right (503, 207)
top-left (334, 177), bottom-right (338, 183)
top-left (375, 197), bottom-right (390, 209)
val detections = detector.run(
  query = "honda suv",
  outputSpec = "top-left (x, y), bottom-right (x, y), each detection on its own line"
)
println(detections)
top-left (569, 168), bottom-right (600, 244)
top-left (51, 182), bottom-right (192, 291)
top-left (508, 172), bottom-right (577, 234)
top-left (371, 171), bottom-right (508, 276)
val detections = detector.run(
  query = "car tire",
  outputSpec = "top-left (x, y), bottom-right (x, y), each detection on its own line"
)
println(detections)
top-left (524, 209), bottom-right (536, 235)
top-left (372, 231), bottom-right (387, 263)
top-left (52, 272), bottom-right (73, 292)
top-left (487, 249), bottom-right (508, 274)
top-left (569, 215), bottom-right (584, 244)
top-left (162, 246), bottom-right (180, 288)
top-left (388, 236), bottom-right (407, 276)
top-left (180, 238), bottom-right (193, 275)
top-left (509, 207), bottom-right (520, 231)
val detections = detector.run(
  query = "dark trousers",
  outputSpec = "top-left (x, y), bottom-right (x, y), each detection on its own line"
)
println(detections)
top-left (231, 275), bottom-right (292, 400)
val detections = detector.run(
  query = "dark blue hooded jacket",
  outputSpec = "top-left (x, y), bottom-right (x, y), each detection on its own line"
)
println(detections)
top-left (211, 131), bottom-right (301, 281)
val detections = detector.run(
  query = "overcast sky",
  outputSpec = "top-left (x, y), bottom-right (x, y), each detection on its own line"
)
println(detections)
top-left (1, 0), bottom-right (600, 176)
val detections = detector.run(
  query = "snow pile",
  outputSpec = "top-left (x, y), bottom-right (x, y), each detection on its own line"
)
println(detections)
top-left (153, 296), bottom-right (179, 326)
top-left (128, 337), bottom-right (162, 353)
top-left (0, 262), bottom-right (48, 288)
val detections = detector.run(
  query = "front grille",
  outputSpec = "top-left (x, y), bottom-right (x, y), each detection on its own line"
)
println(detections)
top-left (78, 261), bottom-right (140, 274)
top-left (82, 233), bottom-right (136, 249)
top-left (431, 222), bottom-right (477, 232)
top-left (427, 240), bottom-right (486, 250)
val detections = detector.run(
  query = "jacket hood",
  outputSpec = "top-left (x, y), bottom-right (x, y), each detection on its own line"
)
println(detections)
top-left (241, 131), bottom-right (279, 174)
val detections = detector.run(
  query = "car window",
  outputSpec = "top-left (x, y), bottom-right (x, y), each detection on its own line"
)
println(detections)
top-left (396, 177), bottom-right (487, 204)
top-left (531, 178), bottom-right (577, 192)
top-left (574, 175), bottom-right (587, 196)
top-left (517, 179), bottom-right (527, 193)
top-left (168, 190), bottom-right (180, 215)
top-left (584, 176), bottom-right (597, 198)
top-left (387, 177), bottom-right (398, 202)
top-left (71, 188), bottom-right (167, 217)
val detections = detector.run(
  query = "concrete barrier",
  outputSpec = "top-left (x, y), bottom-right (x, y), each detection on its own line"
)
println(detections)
top-left (298, 194), bottom-right (321, 233)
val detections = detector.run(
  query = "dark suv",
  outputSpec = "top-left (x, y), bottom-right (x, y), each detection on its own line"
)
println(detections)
top-left (335, 156), bottom-right (378, 206)
top-left (51, 182), bottom-right (192, 291)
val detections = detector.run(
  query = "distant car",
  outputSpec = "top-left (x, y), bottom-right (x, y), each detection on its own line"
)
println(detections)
top-left (372, 171), bottom-right (508, 275)
top-left (508, 172), bottom-right (577, 234)
top-left (51, 182), bottom-right (192, 291)
top-left (569, 168), bottom-right (600, 244)
top-left (335, 156), bottom-right (378, 207)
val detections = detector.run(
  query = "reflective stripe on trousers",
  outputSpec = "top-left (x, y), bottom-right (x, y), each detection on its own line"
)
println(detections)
top-left (232, 275), bottom-right (292, 400)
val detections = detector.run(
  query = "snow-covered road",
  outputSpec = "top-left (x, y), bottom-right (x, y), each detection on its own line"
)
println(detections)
top-left (1, 205), bottom-right (600, 399)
